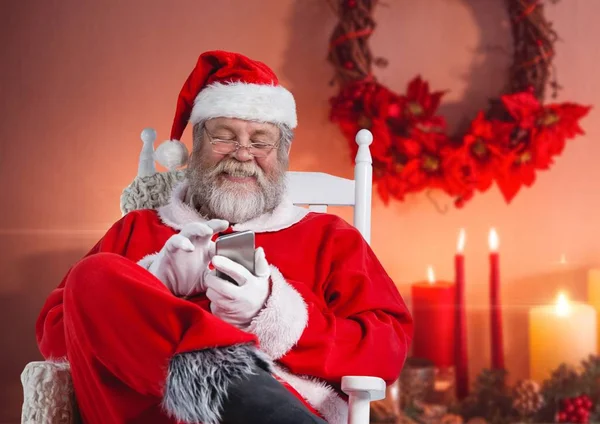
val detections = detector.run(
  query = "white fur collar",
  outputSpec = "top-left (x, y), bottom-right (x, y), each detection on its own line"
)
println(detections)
top-left (158, 180), bottom-right (309, 233)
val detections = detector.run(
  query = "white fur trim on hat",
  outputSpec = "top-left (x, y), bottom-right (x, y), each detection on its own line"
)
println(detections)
top-left (190, 82), bottom-right (297, 128)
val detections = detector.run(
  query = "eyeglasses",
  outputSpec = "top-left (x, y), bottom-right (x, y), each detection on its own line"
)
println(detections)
top-left (204, 128), bottom-right (278, 158)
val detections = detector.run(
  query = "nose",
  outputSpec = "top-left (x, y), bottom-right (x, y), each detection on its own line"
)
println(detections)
top-left (232, 145), bottom-right (254, 162)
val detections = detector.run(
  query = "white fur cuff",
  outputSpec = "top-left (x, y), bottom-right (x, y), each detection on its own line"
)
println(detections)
top-left (247, 266), bottom-right (308, 360)
top-left (273, 365), bottom-right (348, 424)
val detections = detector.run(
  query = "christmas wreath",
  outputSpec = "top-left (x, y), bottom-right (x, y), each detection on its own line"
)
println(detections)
top-left (327, 0), bottom-right (591, 208)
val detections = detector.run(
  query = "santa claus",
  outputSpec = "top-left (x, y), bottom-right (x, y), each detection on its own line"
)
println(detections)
top-left (36, 50), bottom-right (413, 424)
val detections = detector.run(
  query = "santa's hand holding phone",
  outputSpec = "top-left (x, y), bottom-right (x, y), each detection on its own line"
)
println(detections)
top-left (147, 219), bottom-right (229, 297)
top-left (205, 247), bottom-right (271, 328)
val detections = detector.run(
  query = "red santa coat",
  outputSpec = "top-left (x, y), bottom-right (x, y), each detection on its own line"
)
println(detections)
top-left (37, 181), bottom-right (413, 424)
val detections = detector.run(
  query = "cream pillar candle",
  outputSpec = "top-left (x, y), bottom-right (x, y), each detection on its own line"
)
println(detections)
top-left (588, 269), bottom-right (600, 352)
top-left (529, 292), bottom-right (597, 382)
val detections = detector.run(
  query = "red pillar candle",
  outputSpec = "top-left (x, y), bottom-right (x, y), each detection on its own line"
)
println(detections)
top-left (489, 228), bottom-right (505, 370)
top-left (411, 267), bottom-right (455, 368)
top-left (454, 229), bottom-right (469, 398)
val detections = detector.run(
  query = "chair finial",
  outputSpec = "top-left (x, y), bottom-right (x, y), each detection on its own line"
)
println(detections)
top-left (355, 129), bottom-right (373, 165)
top-left (356, 129), bottom-right (373, 146)
top-left (138, 128), bottom-right (157, 178)
top-left (141, 128), bottom-right (157, 145)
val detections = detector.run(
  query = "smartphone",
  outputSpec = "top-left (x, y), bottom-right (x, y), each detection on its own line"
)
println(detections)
top-left (214, 230), bottom-right (255, 284)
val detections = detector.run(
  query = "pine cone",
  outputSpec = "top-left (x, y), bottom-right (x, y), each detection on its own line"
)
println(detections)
top-left (513, 379), bottom-right (544, 415)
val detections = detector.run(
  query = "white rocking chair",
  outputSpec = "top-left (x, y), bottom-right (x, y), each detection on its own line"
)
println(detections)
top-left (20, 128), bottom-right (386, 424)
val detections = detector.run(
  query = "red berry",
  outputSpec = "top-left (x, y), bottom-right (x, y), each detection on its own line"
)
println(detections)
top-left (343, 61), bottom-right (354, 70)
top-left (576, 397), bottom-right (584, 407)
top-left (558, 412), bottom-right (567, 422)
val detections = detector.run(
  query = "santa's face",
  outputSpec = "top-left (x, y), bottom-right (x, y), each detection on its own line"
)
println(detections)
top-left (187, 117), bottom-right (289, 223)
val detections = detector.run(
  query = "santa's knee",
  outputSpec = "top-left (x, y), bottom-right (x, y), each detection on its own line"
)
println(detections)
top-left (64, 252), bottom-right (136, 308)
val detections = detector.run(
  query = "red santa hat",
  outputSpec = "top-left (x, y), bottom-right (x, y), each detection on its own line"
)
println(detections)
top-left (154, 50), bottom-right (297, 170)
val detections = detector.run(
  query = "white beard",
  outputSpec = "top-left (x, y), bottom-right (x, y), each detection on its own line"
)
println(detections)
top-left (205, 180), bottom-right (269, 224)
top-left (187, 157), bottom-right (286, 223)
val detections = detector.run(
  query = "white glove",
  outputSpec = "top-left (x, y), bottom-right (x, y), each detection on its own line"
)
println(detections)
top-left (148, 220), bottom-right (229, 297)
top-left (205, 247), bottom-right (271, 328)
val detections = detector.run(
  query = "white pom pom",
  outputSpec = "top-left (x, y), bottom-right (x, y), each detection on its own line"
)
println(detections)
top-left (154, 139), bottom-right (189, 171)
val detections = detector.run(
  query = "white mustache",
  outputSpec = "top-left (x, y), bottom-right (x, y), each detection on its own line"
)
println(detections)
top-left (216, 160), bottom-right (261, 178)
top-left (224, 169), bottom-right (256, 178)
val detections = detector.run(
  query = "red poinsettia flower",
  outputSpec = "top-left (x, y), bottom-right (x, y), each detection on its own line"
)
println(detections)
top-left (403, 76), bottom-right (445, 119)
top-left (441, 155), bottom-right (476, 208)
top-left (456, 112), bottom-right (515, 192)
top-left (396, 76), bottom-right (447, 130)
top-left (495, 91), bottom-right (591, 201)
top-left (493, 153), bottom-right (537, 203)
top-left (388, 128), bottom-right (477, 205)
top-left (331, 81), bottom-right (401, 121)
top-left (501, 90), bottom-right (589, 128)
top-left (494, 125), bottom-right (571, 203)
top-left (391, 129), bottom-right (455, 195)
top-left (500, 90), bottom-right (541, 128)
top-left (536, 102), bottom-right (591, 158)
top-left (360, 83), bottom-right (400, 119)
top-left (366, 118), bottom-right (395, 167)
top-left (489, 123), bottom-right (558, 203)
top-left (439, 148), bottom-right (475, 195)
top-left (501, 91), bottom-right (591, 165)
top-left (545, 102), bottom-right (591, 137)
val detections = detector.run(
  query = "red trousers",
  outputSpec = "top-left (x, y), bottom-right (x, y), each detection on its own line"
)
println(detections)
top-left (62, 253), bottom-right (318, 423)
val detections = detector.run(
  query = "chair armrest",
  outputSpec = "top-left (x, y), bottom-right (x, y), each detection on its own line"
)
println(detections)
top-left (342, 376), bottom-right (386, 424)
top-left (21, 361), bottom-right (79, 424)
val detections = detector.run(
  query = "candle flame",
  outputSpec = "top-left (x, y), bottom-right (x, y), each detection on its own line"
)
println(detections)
top-left (457, 228), bottom-right (466, 253)
top-left (488, 228), bottom-right (499, 251)
top-left (555, 292), bottom-right (571, 316)
top-left (427, 266), bottom-right (436, 284)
